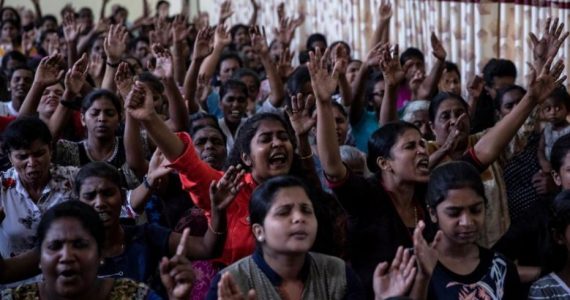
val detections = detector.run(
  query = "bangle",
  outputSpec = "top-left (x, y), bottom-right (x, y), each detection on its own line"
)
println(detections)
top-left (106, 60), bottom-right (121, 68)
top-left (299, 152), bottom-right (314, 160)
top-left (143, 175), bottom-right (153, 190)
top-left (208, 222), bottom-right (225, 235)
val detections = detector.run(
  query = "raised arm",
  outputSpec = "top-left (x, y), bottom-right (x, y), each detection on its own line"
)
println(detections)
top-left (379, 44), bottom-right (406, 125)
top-left (29, 0), bottom-right (42, 20)
top-left (125, 81), bottom-right (185, 163)
top-left (171, 166), bottom-right (244, 259)
top-left (310, 48), bottom-right (348, 181)
top-left (62, 12), bottom-right (84, 67)
top-left (370, 0), bottom-right (392, 51)
top-left (48, 54), bottom-right (89, 138)
top-left (285, 94), bottom-right (321, 188)
top-left (123, 80), bottom-right (149, 179)
top-left (349, 43), bottom-right (382, 125)
top-left (248, 0), bottom-right (260, 26)
top-left (250, 26), bottom-right (285, 108)
top-left (529, 17), bottom-right (569, 73)
top-left (466, 75), bottom-right (484, 117)
top-left (77, 20), bottom-right (109, 55)
top-left (198, 24), bottom-right (231, 85)
top-left (128, 149), bottom-right (170, 214)
top-left (184, 28), bottom-right (213, 114)
top-left (218, 0), bottom-right (234, 26)
top-left (171, 15), bottom-right (190, 86)
top-left (102, 24), bottom-right (128, 92)
top-left (333, 45), bottom-right (352, 107)
top-left (150, 43), bottom-right (189, 132)
top-left (416, 33), bottom-right (446, 100)
top-left (100, 0), bottom-right (109, 20)
top-left (473, 58), bottom-right (566, 167)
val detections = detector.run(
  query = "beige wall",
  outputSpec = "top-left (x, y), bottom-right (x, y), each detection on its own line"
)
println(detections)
top-left (2, 0), bottom-right (203, 22)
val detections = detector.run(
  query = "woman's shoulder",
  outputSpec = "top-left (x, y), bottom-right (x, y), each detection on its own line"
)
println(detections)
top-left (1, 283), bottom-right (39, 300)
top-left (529, 272), bottom-right (570, 298)
top-left (109, 278), bottom-right (159, 299)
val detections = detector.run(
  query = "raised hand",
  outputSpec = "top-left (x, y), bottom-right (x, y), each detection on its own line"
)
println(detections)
top-left (34, 54), bottom-right (65, 87)
top-left (373, 246), bottom-right (416, 300)
top-left (47, 37), bottom-right (61, 56)
top-left (218, 272), bottom-right (257, 300)
top-left (467, 75), bottom-right (484, 99)
top-left (286, 93), bottom-right (316, 137)
top-left (89, 52), bottom-right (104, 79)
top-left (331, 44), bottom-right (349, 75)
top-left (218, 0), bottom-right (233, 24)
top-left (125, 81), bottom-right (157, 121)
top-left (214, 23), bottom-right (232, 49)
top-left (159, 228), bottom-right (195, 300)
top-left (150, 43), bottom-right (173, 80)
top-left (195, 73), bottom-right (211, 104)
top-left (277, 2), bottom-right (286, 23)
top-left (440, 113), bottom-right (469, 154)
top-left (273, 17), bottom-right (297, 47)
top-left (413, 220), bottom-right (442, 278)
top-left (93, 19), bottom-right (110, 35)
top-left (209, 165), bottom-right (245, 212)
top-left (526, 57), bottom-right (566, 103)
top-left (380, 44), bottom-right (405, 87)
top-left (171, 15), bottom-right (191, 44)
top-left (249, 26), bottom-right (269, 56)
top-left (115, 62), bottom-right (134, 99)
top-left (193, 11), bottom-right (210, 32)
top-left (147, 149), bottom-right (172, 188)
top-left (378, 0), bottom-right (393, 22)
top-left (22, 30), bottom-right (35, 54)
top-left (365, 42), bottom-right (384, 69)
top-left (65, 53), bottom-right (89, 95)
top-left (430, 32), bottom-right (447, 61)
top-left (529, 17), bottom-right (569, 64)
top-left (250, 0), bottom-right (260, 11)
top-left (192, 28), bottom-right (213, 61)
top-left (63, 12), bottom-right (85, 43)
top-left (308, 47), bottom-right (337, 102)
top-left (276, 48), bottom-right (294, 79)
top-left (151, 17), bottom-right (173, 47)
top-left (104, 24), bottom-right (128, 64)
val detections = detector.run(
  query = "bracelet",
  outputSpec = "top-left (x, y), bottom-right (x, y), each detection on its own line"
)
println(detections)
top-left (299, 152), bottom-right (314, 160)
top-left (208, 222), bottom-right (225, 235)
top-left (106, 60), bottom-right (121, 68)
top-left (142, 175), bottom-right (153, 190)
top-left (60, 99), bottom-right (80, 110)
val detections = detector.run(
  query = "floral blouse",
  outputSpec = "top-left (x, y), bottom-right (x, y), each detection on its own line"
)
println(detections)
top-left (0, 165), bottom-right (77, 258)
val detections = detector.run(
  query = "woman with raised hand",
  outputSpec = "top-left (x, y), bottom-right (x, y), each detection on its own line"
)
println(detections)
top-left (312, 44), bottom-right (442, 298)
top-left (125, 75), bottom-right (310, 267)
top-left (73, 161), bottom-right (239, 290)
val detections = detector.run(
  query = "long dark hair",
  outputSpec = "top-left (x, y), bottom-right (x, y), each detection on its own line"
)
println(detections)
top-left (225, 113), bottom-right (301, 174)
top-left (543, 190), bottom-right (570, 273)
top-left (367, 121), bottom-right (419, 174)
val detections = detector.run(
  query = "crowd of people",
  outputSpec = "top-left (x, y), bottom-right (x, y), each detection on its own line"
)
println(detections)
top-left (0, 0), bottom-right (568, 299)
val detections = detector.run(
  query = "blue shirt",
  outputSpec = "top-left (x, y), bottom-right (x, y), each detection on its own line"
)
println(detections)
top-left (98, 224), bottom-right (171, 290)
top-left (352, 109), bottom-right (379, 153)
